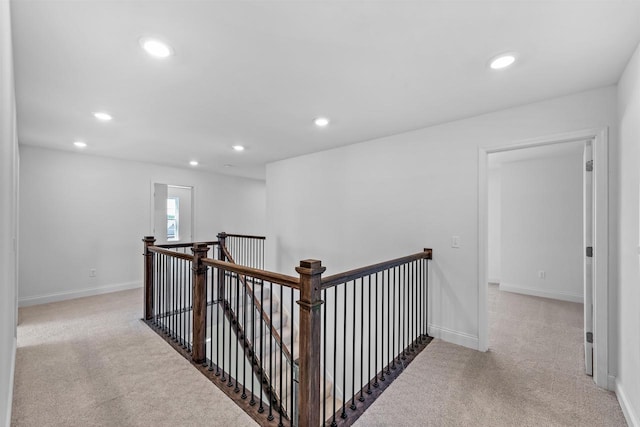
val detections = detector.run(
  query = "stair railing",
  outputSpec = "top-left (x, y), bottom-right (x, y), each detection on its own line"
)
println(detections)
top-left (143, 235), bottom-right (433, 427)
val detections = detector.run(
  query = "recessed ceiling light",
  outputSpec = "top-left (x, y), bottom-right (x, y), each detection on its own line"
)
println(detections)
top-left (224, 164), bottom-right (234, 168)
top-left (489, 54), bottom-right (517, 70)
top-left (189, 160), bottom-right (198, 166)
top-left (93, 112), bottom-right (112, 121)
top-left (232, 145), bottom-right (245, 152)
top-left (140, 37), bottom-right (173, 58)
top-left (73, 141), bottom-right (87, 148)
top-left (314, 117), bottom-right (330, 127)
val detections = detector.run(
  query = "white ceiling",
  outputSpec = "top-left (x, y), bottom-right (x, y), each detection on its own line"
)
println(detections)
top-left (11, 1), bottom-right (640, 180)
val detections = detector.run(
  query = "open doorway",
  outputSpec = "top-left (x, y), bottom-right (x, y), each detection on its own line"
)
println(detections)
top-left (487, 141), bottom-right (587, 377)
top-left (152, 183), bottom-right (194, 244)
top-left (478, 128), bottom-right (609, 389)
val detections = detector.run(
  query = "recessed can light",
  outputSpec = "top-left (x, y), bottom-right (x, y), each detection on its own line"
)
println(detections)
top-left (314, 117), bottom-right (330, 127)
top-left (490, 54), bottom-right (517, 70)
top-left (73, 141), bottom-right (87, 148)
top-left (232, 145), bottom-right (245, 152)
top-left (140, 37), bottom-right (173, 58)
top-left (189, 160), bottom-right (198, 166)
top-left (93, 112), bottom-right (112, 121)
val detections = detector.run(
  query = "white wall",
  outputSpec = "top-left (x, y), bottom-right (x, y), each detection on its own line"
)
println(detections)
top-left (0, 1), bottom-right (18, 425)
top-left (500, 152), bottom-right (584, 302)
top-left (266, 86), bottom-right (617, 352)
top-left (616, 41), bottom-right (640, 426)
top-left (18, 145), bottom-right (266, 306)
top-left (487, 168), bottom-right (501, 283)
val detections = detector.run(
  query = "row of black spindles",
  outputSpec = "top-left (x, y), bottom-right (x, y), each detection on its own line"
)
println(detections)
top-left (226, 236), bottom-right (265, 270)
top-left (152, 252), bottom-right (193, 352)
top-left (197, 261), bottom-right (297, 426)
top-left (321, 258), bottom-right (430, 425)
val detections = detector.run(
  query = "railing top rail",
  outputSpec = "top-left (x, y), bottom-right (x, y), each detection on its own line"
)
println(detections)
top-left (202, 257), bottom-right (300, 289)
top-left (224, 233), bottom-right (266, 240)
top-left (155, 241), bottom-right (219, 249)
top-left (321, 248), bottom-right (433, 289)
top-left (148, 246), bottom-right (196, 261)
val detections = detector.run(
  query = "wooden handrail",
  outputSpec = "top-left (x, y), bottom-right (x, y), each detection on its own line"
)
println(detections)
top-left (225, 233), bottom-right (266, 240)
top-left (321, 248), bottom-right (432, 289)
top-left (156, 241), bottom-right (218, 249)
top-left (219, 245), bottom-right (294, 364)
top-left (148, 246), bottom-right (195, 261)
top-left (202, 257), bottom-right (300, 289)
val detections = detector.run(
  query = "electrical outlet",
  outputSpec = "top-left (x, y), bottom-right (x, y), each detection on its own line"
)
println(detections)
top-left (89, 269), bottom-right (97, 278)
top-left (451, 236), bottom-right (460, 248)
top-left (538, 270), bottom-right (546, 279)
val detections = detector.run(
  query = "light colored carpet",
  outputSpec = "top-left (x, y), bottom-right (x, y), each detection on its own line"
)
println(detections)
top-left (12, 285), bottom-right (626, 426)
top-left (354, 284), bottom-right (626, 426)
top-left (11, 288), bottom-right (257, 427)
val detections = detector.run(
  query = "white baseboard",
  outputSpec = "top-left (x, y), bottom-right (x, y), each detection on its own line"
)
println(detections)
top-left (4, 336), bottom-right (16, 427)
top-left (499, 283), bottom-right (582, 303)
top-left (18, 281), bottom-right (142, 307)
top-left (616, 378), bottom-right (639, 427)
top-left (428, 324), bottom-right (479, 350)
top-left (488, 278), bottom-right (500, 285)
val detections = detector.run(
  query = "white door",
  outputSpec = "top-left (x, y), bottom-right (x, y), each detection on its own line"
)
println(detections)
top-left (583, 141), bottom-right (594, 376)
top-left (153, 183), bottom-right (169, 244)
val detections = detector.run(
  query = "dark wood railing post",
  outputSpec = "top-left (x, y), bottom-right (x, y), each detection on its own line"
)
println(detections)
top-left (191, 243), bottom-right (209, 364)
top-left (296, 259), bottom-right (326, 427)
top-left (217, 232), bottom-right (227, 301)
top-left (143, 236), bottom-right (156, 320)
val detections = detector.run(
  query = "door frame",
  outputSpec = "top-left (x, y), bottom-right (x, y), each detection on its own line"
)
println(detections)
top-left (478, 127), bottom-right (609, 389)
top-left (149, 182), bottom-right (196, 243)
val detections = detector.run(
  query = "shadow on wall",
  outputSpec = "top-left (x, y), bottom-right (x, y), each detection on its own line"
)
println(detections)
top-left (430, 261), bottom-right (474, 340)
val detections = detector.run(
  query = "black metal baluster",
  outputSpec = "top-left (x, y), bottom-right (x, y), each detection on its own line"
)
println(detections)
top-left (401, 263), bottom-right (406, 360)
top-left (173, 257), bottom-right (177, 340)
top-left (331, 286), bottom-right (337, 427)
top-left (221, 268), bottom-right (226, 382)
top-left (279, 284), bottom-right (284, 427)
top-left (367, 274), bottom-right (372, 395)
top-left (386, 268), bottom-right (391, 374)
top-left (259, 279), bottom-right (264, 414)
top-left (242, 275), bottom-right (247, 399)
top-left (350, 280), bottom-right (357, 411)
top-left (233, 273), bottom-right (239, 392)
top-left (250, 277), bottom-right (256, 406)
top-left (323, 288), bottom-right (327, 424)
top-left (290, 286), bottom-right (294, 426)
top-left (409, 260), bottom-right (413, 352)
top-left (341, 282), bottom-right (347, 419)
top-left (425, 258), bottom-right (429, 339)
top-left (380, 271), bottom-right (385, 381)
top-left (268, 283), bottom-right (274, 422)
top-left (359, 277), bottom-right (365, 402)
top-left (374, 273), bottom-right (379, 388)
top-left (392, 266), bottom-right (396, 369)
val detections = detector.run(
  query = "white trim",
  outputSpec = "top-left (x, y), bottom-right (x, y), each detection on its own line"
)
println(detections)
top-left (499, 283), bottom-right (583, 303)
top-left (478, 127), bottom-right (609, 387)
top-left (488, 278), bottom-right (500, 285)
top-left (615, 378), bottom-right (639, 427)
top-left (18, 281), bottom-right (141, 307)
top-left (4, 336), bottom-right (16, 427)
top-left (608, 374), bottom-right (617, 392)
top-left (428, 324), bottom-right (479, 350)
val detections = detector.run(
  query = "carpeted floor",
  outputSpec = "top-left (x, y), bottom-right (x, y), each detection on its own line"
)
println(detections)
top-left (354, 284), bottom-right (625, 426)
top-left (12, 285), bottom-right (626, 426)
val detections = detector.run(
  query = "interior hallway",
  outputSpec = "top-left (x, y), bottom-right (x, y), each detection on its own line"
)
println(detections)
top-left (12, 286), bottom-right (625, 426)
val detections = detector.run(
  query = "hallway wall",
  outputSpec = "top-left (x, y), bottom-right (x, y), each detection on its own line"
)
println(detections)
top-left (616, 40), bottom-right (640, 426)
top-left (18, 145), bottom-right (266, 306)
top-left (266, 86), bottom-right (618, 364)
top-left (0, 1), bottom-right (18, 425)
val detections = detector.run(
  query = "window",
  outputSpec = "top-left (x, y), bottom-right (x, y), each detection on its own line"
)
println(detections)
top-left (167, 197), bottom-right (179, 241)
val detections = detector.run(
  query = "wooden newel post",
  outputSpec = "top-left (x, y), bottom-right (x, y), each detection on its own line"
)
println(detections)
top-left (143, 236), bottom-right (156, 321)
top-left (217, 232), bottom-right (227, 302)
top-left (191, 243), bottom-right (209, 364)
top-left (296, 259), bottom-right (326, 427)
